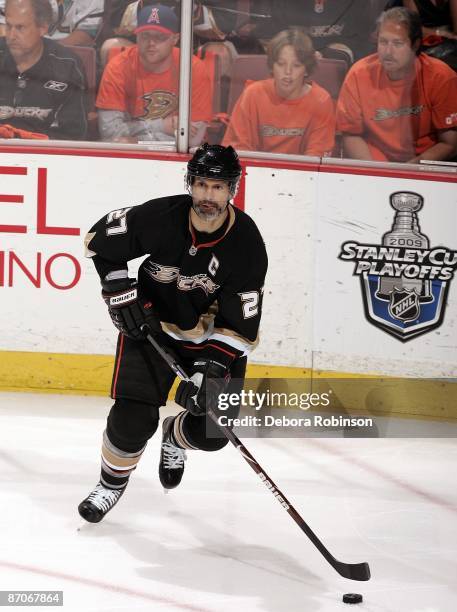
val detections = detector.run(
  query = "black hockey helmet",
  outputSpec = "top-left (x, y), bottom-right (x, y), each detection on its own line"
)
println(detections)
top-left (186, 143), bottom-right (242, 197)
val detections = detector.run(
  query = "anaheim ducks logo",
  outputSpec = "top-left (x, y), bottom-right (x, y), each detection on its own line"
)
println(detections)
top-left (177, 274), bottom-right (220, 296)
top-left (145, 262), bottom-right (179, 283)
top-left (0, 105), bottom-right (53, 120)
top-left (141, 90), bottom-right (178, 120)
top-left (144, 262), bottom-right (220, 296)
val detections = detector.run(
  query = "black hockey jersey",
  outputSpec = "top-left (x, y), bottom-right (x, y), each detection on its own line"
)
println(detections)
top-left (85, 194), bottom-right (268, 366)
top-left (0, 38), bottom-right (88, 140)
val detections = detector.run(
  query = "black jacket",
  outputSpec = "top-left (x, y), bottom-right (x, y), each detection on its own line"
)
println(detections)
top-left (0, 37), bottom-right (88, 140)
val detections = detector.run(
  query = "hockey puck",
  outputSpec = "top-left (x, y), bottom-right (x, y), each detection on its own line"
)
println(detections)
top-left (343, 593), bottom-right (363, 604)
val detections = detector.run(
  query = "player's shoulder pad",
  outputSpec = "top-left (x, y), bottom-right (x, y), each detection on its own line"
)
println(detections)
top-left (232, 206), bottom-right (264, 240)
top-left (136, 193), bottom-right (191, 217)
top-left (231, 206), bottom-right (268, 266)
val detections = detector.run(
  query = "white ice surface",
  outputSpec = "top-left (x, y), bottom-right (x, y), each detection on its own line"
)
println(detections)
top-left (0, 392), bottom-right (456, 612)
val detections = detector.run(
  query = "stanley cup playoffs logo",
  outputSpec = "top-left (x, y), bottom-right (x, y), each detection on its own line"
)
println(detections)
top-left (339, 192), bottom-right (457, 341)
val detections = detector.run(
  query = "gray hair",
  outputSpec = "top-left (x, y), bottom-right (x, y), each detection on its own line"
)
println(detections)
top-left (5, 0), bottom-right (53, 27)
top-left (378, 7), bottom-right (422, 54)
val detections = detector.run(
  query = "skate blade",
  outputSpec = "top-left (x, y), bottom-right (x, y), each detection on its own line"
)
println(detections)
top-left (163, 488), bottom-right (170, 495)
top-left (76, 519), bottom-right (90, 532)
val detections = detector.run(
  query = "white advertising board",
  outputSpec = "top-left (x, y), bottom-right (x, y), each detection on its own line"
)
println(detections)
top-left (1, 149), bottom-right (456, 380)
top-left (246, 166), bottom-right (316, 369)
top-left (0, 152), bottom-right (187, 354)
top-left (0, 151), bottom-right (313, 369)
top-left (314, 170), bottom-right (457, 377)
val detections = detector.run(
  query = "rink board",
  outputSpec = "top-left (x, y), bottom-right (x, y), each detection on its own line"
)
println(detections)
top-left (0, 147), bottom-right (456, 417)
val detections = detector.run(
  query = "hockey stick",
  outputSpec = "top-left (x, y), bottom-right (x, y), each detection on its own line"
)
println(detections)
top-left (140, 326), bottom-right (371, 582)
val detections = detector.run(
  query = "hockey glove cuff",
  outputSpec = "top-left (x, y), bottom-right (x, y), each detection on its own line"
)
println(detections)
top-left (175, 359), bottom-right (230, 416)
top-left (102, 278), bottom-right (161, 340)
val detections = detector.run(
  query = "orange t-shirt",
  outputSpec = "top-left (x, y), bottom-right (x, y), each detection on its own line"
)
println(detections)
top-left (96, 46), bottom-right (212, 122)
top-left (222, 78), bottom-right (335, 156)
top-left (336, 53), bottom-right (457, 162)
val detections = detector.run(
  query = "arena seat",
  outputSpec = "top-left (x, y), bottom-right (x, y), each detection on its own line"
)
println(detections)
top-left (197, 48), bottom-right (223, 117)
top-left (67, 45), bottom-right (97, 111)
top-left (226, 54), bottom-right (348, 114)
top-left (67, 46), bottom-right (98, 139)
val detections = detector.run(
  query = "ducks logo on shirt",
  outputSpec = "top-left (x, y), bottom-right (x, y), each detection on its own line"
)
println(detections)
top-left (141, 90), bottom-right (178, 120)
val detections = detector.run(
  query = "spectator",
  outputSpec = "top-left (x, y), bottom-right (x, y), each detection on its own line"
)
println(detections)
top-left (336, 7), bottom-right (457, 163)
top-left (385, 0), bottom-right (457, 39)
top-left (99, 1), bottom-right (240, 67)
top-left (222, 29), bottom-right (335, 156)
top-left (241, 0), bottom-right (375, 63)
top-left (384, 0), bottom-right (457, 70)
top-left (96, 3), bottom-right (212, 145)
top-left (0, 0), bottom-right (88, 140)
top-left (47, 0), bottom-right (104, 47)
top-left (98, 0), bottom-right (138, 65)
top-left (0, 0), bottom-right (105, 46)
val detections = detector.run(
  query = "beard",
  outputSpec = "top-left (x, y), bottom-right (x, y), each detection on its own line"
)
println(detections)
top-left (192, 199), bottom-right (226, 221)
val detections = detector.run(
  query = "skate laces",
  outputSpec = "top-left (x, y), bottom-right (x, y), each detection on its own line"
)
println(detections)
top-left (87, 483), bottom-right (123, 513)
top-left (161, 442), bottom-right (187, 469)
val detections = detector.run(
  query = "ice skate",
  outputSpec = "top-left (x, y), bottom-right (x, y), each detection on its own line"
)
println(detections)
top-left (159, 416), bottom-right (187, 491)
top-left (78, 481), bottom-right (126, 523)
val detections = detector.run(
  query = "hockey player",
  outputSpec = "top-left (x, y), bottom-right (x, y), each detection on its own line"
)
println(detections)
top-left (78, 144), bottom-right (268, 523)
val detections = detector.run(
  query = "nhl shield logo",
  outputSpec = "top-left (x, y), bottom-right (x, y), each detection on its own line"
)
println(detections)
top-left (388, 289), bottom-right (420, 322)
top-left (339, 192), bottom-right (457, 342)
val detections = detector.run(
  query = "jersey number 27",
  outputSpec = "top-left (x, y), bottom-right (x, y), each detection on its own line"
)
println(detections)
top-left (106, 207), bottom-right (132, 236)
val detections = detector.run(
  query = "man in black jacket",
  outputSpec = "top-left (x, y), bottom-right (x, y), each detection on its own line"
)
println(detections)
top-left (0, 0), bottom-right (87, 140)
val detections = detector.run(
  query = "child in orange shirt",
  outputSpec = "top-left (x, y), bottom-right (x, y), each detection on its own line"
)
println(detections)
top-left (223, 29), bottom-right (335, 157)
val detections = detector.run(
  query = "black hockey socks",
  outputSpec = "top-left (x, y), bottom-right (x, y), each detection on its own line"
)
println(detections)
top-left (100, 430), bottom-right (146, 489)
top-left (172, 410), bottom-right (230, 451)
top-left (169, 411), bottom-right (200, 450)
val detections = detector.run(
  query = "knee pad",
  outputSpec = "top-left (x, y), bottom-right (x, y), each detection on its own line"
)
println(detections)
top-left (202, 436), bottom-right (229, 452)
top-left (178, 411), bottom-right (230, 452)
top-left (107, 399), bottom-right (159, 452)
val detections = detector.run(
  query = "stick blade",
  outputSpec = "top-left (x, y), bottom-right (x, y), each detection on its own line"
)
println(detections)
top-left (335, 560), bottom-right (371, 581)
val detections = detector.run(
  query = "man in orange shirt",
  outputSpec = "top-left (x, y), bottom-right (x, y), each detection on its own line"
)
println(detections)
top-left (222, 29), bottom-right (335, 156)
top-left (336, 7), bottom-right (457, 163)
top-left (96, 4), bottom-right (212, 145)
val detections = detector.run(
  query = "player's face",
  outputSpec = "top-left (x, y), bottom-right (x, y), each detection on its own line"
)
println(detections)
top-left (377, 20), bottom-right (417, 79)
top-left (272, 45), bottom-right (307, 100)
top-left (137, 30), bottom-right (179, 71)
top-left (5, 0), bottom-right (47, 63)
top-left (191, 177), bottom-right (231, 221)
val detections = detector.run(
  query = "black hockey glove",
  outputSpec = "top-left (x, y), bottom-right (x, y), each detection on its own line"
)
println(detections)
top-left (175, 359), bottom-right (230, 416)
top-left (102, 278), bottom-right (161, 340)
